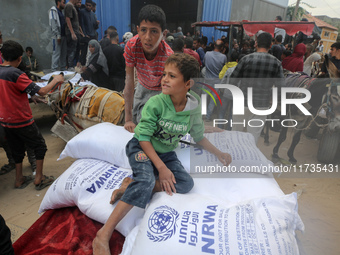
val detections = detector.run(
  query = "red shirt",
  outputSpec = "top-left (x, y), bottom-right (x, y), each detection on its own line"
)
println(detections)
top-left (124, 35), bottom-right (173, 91)
top-left (0, 66), bottom-right (36, 128)
top-left (184, 48), bottom-right (202, 66)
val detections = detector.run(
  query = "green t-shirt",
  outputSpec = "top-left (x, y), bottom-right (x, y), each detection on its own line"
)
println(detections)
top-left (134, 91), bottom-right (205, 153)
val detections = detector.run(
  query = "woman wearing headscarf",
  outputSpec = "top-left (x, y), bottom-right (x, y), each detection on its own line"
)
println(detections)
top-left (282, 43), bottom-right (306, 72)
top-left (81, 39), bottom-right (110, 87)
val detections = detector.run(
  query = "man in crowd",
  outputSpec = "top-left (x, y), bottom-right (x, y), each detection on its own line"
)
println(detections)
top-left (321, 42), bottom-right (340, 74)
top-left (183, 37), bottom-right (202, 67)
top-left (230, 32), bottom-right (284, 143)
top-left (193, 37), bottom-right (205, 65)
top-left (65, 0), bottom-right (84, 69)
top-left (103, 31), bottom-right (126, 92)
top-left (49, 0), bottom-right (67, 71)
top-left (204, 39), bottom-right (227, 121)
top-left (100, 26), bottom-right (117, 50)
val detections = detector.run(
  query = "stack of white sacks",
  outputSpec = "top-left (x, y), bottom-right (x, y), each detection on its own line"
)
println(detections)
top-left (39, 123), bottom-right (304, 255)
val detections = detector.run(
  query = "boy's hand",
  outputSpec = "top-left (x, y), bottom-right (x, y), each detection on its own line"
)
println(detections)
top-left (53, 74), bottom-right (64, 84)
top-left (217, 152), bottom-right (232, 166)
top-left (31, 95), bottom-right (47, 104)
top-left (158, 166), bottom-right (176, 195)
top-left (124, 121), bottom-right (136, 133)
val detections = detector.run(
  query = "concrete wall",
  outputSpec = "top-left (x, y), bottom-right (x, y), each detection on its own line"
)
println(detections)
top-left (0, 0), bottom-right (55, 71)
top-left (230, 0), bottom-right (287, 21)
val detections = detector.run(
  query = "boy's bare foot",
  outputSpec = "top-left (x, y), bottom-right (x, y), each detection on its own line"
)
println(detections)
top-left (110, 177), bottom-right (133, 204)
top-left (92, 230), bottom-right (111, 255)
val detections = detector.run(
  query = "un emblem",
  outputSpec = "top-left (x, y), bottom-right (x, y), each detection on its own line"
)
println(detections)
top-left (147, 205), bottom-right (179, 242)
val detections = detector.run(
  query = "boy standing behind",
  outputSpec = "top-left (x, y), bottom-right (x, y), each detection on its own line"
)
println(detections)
top-left (22, 47), bottom-right (38, 72)
top-left (123, 4), bottom-right (173, 133)
top-left (93, 53), bottom-right (232, 255)
top-left (0, 40), bottom-right (64, 190)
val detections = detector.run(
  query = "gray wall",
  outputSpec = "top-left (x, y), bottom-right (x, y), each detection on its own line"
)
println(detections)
top-left (0, 0), bottom-right (55, 70)
top-left (230, 0), bottom-right (287, 22)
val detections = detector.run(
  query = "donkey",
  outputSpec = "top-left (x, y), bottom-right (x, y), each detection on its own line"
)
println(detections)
top-left (47, 75), bottom-right (125, 139)
top-left (271, 55), bottom-right (340, 164)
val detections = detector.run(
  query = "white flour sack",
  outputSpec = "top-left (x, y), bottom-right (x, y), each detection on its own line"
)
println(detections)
top-left (175, 131), bottom-right (275, 175)
top-left (58, 122), bottom-right (273, 174)
top-left (38, 159), bottom-right (144, 236)
top-left (130, 192), bottom-right (304, 255)
top-left (58, 123), bottom-right (133, 168)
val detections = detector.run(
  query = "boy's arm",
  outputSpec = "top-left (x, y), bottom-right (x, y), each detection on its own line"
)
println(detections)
top-left (139, 141), bottom-right (177, 195)
top-left (37, 74), bottom-right (64, 96)
top-left (124, 65), bottom-right (135, 133)
top-left (196, 137), bottom-right (232, 166)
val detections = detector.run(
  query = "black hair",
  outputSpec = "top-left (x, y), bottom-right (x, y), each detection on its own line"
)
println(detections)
top-left (1, 40), bottom-right (24, 61)
top-left (230, 51), bottom-right (239, 62)
top-left (55, 0), bottom-right (61, 5)
top-left (276, 15), bottom-right (282, 21)
top-left (138, 4), bottom-right (166, 31)
top-left (283, 49), bottom-right (292, 57)
top-left (201, 36), bottom-right (208, 46)
top-left (172, 38), bottom-right (184, 52)
top-left (184, 37), bottom-right (194, 49)
top-left (249, 39), bottom-right (255, 49)
top-left (165, 53), bottom-right (200, 82)
top-left (107, 26), bottom-right (117, 32)
top-left (92, 1), bottom-right (96, 6)
top-left (193, 37), bottom-right (201, 44)
top-left (109, 31), bottom-right (119, 40)
top-left (214, 40), bottom-right (224, 51)
top-left (331, 42), bottom-right (340, 50)
top-left (275, 35), bottom-right (282, 43)
top-left (26, 46), bottom-right (33, 53)
top-left (242, 41), bottom-right (250, 48)
top-left (257, 32), bottom-right (272, 49)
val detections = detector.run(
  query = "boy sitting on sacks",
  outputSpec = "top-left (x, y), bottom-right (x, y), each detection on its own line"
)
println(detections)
top-left (92, 53), bottom-right (232, 255)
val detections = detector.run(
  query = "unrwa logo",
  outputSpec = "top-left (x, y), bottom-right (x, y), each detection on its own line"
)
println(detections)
top-left (197, 82), bottom-right (222, 115)
top-left (147, 205), bottom-right (179, 242)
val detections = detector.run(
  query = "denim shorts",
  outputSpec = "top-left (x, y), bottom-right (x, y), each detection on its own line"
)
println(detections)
top-left (121, 137), bottom-right (194, 208)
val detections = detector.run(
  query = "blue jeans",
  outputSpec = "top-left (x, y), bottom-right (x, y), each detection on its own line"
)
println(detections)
top-left (121, 138), bottom-right (194, 209)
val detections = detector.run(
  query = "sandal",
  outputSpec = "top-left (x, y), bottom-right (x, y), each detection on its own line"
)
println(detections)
top-left (0, 163), bottom-right (16, 175)
top-left (15, 176), bottom-right (34, 189)
top-left (35, 175), bottom-right (55, 190)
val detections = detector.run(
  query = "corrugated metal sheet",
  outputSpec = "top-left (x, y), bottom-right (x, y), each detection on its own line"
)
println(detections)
top-left (200, 0), bottom-right (233, 43)
top-left (94, 0), bottom-right (131, 42)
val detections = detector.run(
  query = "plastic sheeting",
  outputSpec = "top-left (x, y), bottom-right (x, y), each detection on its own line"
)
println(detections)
top-left (200, 0), bottom-right (233, 44)
top-left (94, 0), bottom-right (131, 42)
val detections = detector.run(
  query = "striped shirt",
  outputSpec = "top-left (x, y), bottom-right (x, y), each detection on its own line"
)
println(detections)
top-left (124, 35), bottom-right (173, 91)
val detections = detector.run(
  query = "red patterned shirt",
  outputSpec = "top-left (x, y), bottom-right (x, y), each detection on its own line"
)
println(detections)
top-left (124, 35), bottom-right (173, 91)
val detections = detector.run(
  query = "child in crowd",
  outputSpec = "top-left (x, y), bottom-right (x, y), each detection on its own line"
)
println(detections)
top-left (0, 40), bottom-right (64, 190)
top-left (123, 4), bottom-right (173, 133)
top-left (92, 53), bottom-right (232, 255)
top-left (22, 46), bottom-right (39, 71)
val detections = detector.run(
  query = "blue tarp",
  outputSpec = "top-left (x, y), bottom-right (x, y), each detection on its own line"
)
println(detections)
top-left (91, 0), bottom-right (131, 42)
top-left (201, 0), bottom-right (232, 44)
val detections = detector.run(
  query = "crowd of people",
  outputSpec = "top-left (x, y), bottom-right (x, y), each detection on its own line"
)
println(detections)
top-left (1, 2), bottom-right (340, 255)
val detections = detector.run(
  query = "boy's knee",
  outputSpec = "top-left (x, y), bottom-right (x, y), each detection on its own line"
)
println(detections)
top-left (177, 176), bottom-right (194, 194)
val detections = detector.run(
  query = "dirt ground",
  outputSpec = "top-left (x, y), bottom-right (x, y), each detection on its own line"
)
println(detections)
top-left (0, 103), bottom-right (339, 255)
